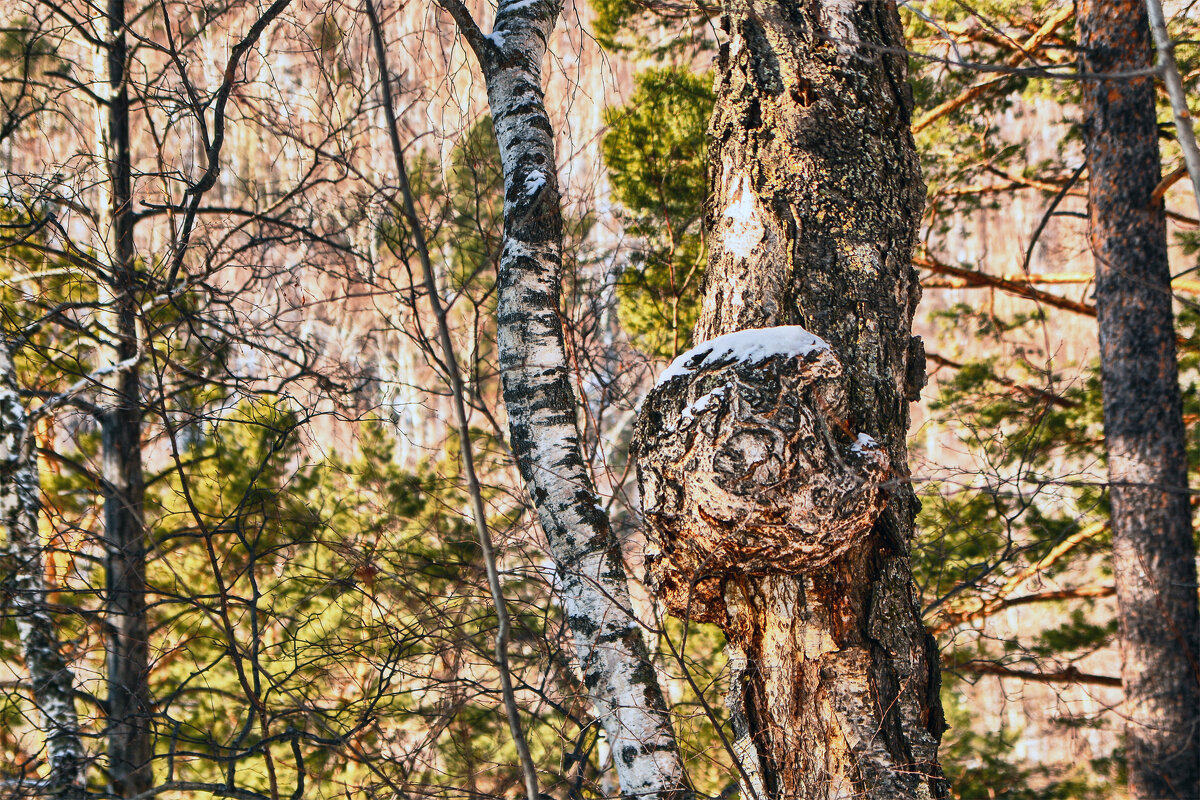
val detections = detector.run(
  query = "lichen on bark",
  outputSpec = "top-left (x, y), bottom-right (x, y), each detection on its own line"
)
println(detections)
top-left (1, 341), bottom-right (87, 799)
top-left (634, 1), bottom-right (947, 797)
top-left (433, 1), bottom-right (692, 797)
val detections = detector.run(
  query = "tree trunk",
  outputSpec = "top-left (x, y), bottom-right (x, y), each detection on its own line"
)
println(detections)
top-left (101, 1), bottom-right (152, 794)
top-left (1076, 2), bottom-right (1200, 797)
top-left (433, 3), bottom-right (691, 798)
top-left (1, 341), bottom-right (87, 799)
top-left (635, 2), bottom-right (947, 798)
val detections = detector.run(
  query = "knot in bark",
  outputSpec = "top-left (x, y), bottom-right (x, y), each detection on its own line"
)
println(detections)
top-left (634, 327), bottom-right (889, 622)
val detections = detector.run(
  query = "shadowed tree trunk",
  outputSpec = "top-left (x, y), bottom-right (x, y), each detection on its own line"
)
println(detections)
top-left (1, 340), bottom-right (87, 799)
top-left (635, 2), bottom-right (947, 798)
top-left (100, 1), bottom-right (152, 794)
top-left (432, 2), bottom-right (692, 798)
top-left (1077, 2), bottom-right (1200, 797)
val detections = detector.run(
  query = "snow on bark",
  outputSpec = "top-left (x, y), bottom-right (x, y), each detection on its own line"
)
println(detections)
top-left (719, 175), bottom-right (765, 261)
top-left (655, 325), bottom-right (830, 386)
top-left (437, 2), bottom-right (691, 798)
top-left (1, 341), bottom-right (87, 799)
top-left (636, 1), bottom-right (947, 798)
top-left (637, 330), bottom-right (889, 623)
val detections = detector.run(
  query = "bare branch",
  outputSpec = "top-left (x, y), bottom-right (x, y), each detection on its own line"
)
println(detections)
top-left (364, 3), bottom-right (539, 800)
top-left (432, 0), bottom-right (492, 64)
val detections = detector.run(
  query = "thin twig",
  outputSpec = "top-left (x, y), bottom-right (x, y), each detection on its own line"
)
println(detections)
top-left (1146, 0), bottom-right (1200, 216)
top-left (364, 4), bottom-right (539, 800)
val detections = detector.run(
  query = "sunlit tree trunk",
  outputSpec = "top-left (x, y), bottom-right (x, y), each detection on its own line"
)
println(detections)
top-left (635, 2), bottom-right (947, 798)
top-left (433, 2), bottom-right (692, 798)
top-left (1, 341), bottom-right (87, 799)
top-left (1077, 2), bottom-right (1200, 797)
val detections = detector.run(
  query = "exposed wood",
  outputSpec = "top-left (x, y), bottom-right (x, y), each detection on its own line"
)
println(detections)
top-left (637, 1), bottom-right (948, 797)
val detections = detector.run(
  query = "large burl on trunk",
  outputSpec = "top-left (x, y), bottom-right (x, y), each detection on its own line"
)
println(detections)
top-left (636, 327), bottom-right (890, 624)
top-left (634, 1), bottom-right (948, 798)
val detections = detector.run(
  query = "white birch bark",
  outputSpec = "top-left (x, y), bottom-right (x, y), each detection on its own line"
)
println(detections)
top-left (1, 340), bottom-right (87, 799)
top-left (434, 2), bottom-right (691, 798)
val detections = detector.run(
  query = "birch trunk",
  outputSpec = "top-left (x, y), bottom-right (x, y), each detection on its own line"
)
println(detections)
top-left (1, 341), bottom-right (87, 799)
top-left (434, 3), bottom-right (691, 798)
top-left (635, 2), bottom-right (947, 798)
top-left (100, 1), bottom-right (152, 794)
top-left (1077, 3), bottom-right (1200, 797)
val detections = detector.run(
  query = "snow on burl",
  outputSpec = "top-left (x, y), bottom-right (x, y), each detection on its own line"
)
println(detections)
top-left (656, 325), bottom-right (831, 386)
top-left (636, 324), bottom-right (890, 623)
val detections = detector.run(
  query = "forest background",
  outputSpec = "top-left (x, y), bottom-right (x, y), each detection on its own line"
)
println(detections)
top-left (0, 0), bottom-right (1195, 798)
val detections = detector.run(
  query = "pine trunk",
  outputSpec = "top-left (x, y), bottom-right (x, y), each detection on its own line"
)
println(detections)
top-left (1, 342), bottom-right (87, 799)
top-left (1077, 2), bottom-right (1200, 797)
top-left (101, 1), bottom-right (153, 794)
top-left (635, 2), bottom-right (947, 798)
top-left (435, 3), bottom-right (692, 798)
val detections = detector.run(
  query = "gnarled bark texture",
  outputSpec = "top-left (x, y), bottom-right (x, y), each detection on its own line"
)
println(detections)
top-left (1077, 2), bottom-right (1200, 797)
top-left (635, 2), bottom-right (947, 798)
top-left (1, 342), bottom-right (87, 799)
top-left (434, 2), bottom-right (691, 798)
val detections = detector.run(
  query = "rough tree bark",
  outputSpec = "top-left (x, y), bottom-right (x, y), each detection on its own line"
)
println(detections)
top-left (1, 341), bottom-right (87, 799)
top-left (635, 2), bottom-right (947, 798)
top-left (100, 1), bottom-right (153, 795)
top-left (1076, 2), bottom-right (1200, 797)
top-left (432, 2), bottom-right (692, 798)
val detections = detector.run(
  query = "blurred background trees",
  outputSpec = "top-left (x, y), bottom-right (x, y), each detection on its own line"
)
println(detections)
top-left (2, 1), bottom-right (1199, 799)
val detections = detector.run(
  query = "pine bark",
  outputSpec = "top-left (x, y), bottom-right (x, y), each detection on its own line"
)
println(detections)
top-left (635, 2), bottom-right (947, 798)
top-left (1076, 2), bottom-right (1200, 797)
top-left (101, 1), bottom-right (153, 794)
top-left (434, 2), bottom-right (691, 798)
top-left (1, 342), bottom-right (87, 799)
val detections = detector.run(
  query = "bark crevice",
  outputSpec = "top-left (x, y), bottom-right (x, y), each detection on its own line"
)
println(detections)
top-left (636, 1), bottom-right (946, 797)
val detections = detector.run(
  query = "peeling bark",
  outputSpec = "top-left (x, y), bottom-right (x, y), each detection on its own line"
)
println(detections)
top-left (1077, 2), bottom-right (1200, 797)
top-left (1, 341), bottom-right (87, 799)
top-left (434, 3), bottom-right (691, 798)
top-left (635, 1), bottom-right (947, 797)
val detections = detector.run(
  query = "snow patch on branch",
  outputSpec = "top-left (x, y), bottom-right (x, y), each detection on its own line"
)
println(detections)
top-left (498, 0), bottom-right (541, 14)
top-left (680, 384), bottom-right (727, 424)
top-left (656, 325), bottom-right (831, 386)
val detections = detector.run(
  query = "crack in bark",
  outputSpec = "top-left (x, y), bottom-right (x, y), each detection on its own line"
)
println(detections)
top-left (637, 1), bottom-right (948, 797)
